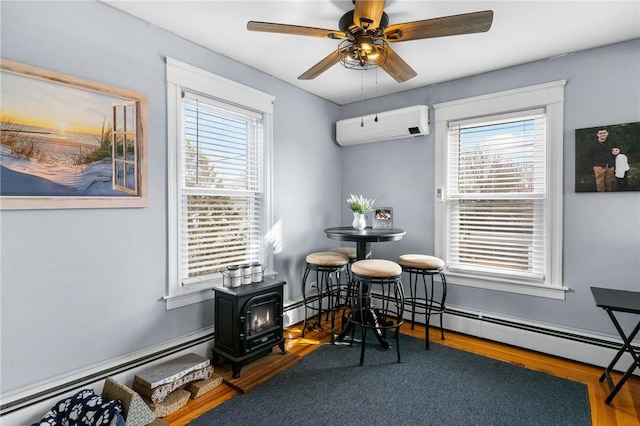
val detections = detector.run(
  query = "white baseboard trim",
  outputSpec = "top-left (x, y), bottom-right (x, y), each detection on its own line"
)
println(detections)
top-left (0, 326), bottom-right (215, 425)
top-left (412, 304), bottom-right (638, 374)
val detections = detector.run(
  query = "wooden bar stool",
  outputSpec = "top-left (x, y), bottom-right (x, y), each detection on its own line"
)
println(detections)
top-left (301, 252), bottom-right (349, 343)
top-left (398, 254), bottom-right (447, 350)
top-left (347, 259), bottom-right (405, 365)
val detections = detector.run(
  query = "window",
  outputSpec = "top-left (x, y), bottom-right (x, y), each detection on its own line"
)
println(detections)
top-left (434, 81), bottom-right (566, 299)
top-left (112, 103), bottom-right (138, 194)
top-left (166, 58), bottom-right (274, 309)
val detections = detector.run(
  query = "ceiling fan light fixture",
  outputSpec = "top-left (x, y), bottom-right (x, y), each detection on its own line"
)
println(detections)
top-left (338, 37), bottom-right (388, 71)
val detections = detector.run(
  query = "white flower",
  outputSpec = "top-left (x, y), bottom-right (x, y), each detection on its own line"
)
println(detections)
top-left (346, 194), bottom-right (374, 214)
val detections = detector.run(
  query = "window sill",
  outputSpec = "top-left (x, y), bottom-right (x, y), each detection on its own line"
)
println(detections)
top-left (164, 271), bottom-right (278, 310)
top-left (443, 271), bottom-right (568, 300)
top-left (164, 288), bottom-right (214, 310)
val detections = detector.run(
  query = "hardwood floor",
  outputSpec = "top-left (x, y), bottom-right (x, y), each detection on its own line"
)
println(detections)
top-left (165, 321), bottom-right (640, 426)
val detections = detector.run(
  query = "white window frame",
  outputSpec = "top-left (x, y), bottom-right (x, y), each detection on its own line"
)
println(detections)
top-left (434, 81), bottom-right (567, 299)
top-left (112, 102), bottom-right (138, 195)
top-left (165, 58), bottom-right (275, 309)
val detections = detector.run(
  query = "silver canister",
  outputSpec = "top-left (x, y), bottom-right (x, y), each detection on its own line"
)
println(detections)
top-left (227, 265), bottom-right (241, 288)
top-left (240, 263), bottom-right (252, 285)
top-left (251, 262), bottom-right (263, 282)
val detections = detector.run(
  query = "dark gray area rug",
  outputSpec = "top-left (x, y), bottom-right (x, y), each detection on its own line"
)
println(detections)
top-left (190, 334), bottom-right (591, 425)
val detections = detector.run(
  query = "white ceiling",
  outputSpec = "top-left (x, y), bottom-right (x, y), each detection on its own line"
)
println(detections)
top-left (102, 1), bottom-right (640, 105)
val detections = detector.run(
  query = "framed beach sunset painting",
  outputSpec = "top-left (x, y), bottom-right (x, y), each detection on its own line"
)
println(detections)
top-left (0, 59), bottom-right (148, 209)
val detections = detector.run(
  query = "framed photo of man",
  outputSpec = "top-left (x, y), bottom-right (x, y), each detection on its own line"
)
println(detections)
top-left (575, 121), bottom-right (639, 192)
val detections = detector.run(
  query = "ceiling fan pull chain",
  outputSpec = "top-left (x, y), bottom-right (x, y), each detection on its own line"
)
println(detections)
top-left (360, 69), bottom-right (365, 127)
top-left (374, 69), bottom-right (379, 122)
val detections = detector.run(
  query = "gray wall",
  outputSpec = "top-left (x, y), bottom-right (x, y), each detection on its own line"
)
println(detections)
top-left (339, 39), bottom-right (640, 335)
top-left (0, 1), bottom-right (341, 392)
top-left (1, 0), bottom-right (639, 396)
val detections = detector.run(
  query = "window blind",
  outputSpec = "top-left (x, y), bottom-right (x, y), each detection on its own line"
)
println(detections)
top-left (446, 110), bottom-right (546, 280)
top-left (180, 93), bottom-right (264, 285)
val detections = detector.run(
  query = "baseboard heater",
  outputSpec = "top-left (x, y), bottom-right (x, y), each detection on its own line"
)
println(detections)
top-left (442, 306), bottom-right (631, 351)
top-left (368, 294), bottom-right (636, 353)
top-left (0, 331), bottom-right (214, 417)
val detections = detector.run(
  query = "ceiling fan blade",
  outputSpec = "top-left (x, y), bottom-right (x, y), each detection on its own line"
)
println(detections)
top-left (298, 49), bottom-right (343, 80)
top-left (247, 21), bottom-right (345, 39)
top-left (353, 0), bottom-right (386, 30)
top-left (379, 46), bottom-right (417, 83)
top-left (384, 10), bottom-right (493, 42)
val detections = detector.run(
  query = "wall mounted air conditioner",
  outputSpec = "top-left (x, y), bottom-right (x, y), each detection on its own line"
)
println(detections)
top-left (335, 105), bottom-right (429, 146)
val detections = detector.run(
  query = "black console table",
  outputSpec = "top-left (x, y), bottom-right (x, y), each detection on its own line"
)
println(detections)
top-left (590, 286), bottom-right (640, 404)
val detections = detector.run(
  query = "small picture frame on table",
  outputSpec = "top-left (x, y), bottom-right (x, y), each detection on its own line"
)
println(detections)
top-left (373, 207), bottom-right (393, 229)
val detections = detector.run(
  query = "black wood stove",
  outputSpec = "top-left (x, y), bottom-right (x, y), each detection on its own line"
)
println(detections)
top-left (212, 278), bottom-right (286, 378)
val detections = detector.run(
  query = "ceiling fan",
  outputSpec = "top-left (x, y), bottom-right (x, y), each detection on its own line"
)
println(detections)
top-left (247, 0), bottom-right (493, 83)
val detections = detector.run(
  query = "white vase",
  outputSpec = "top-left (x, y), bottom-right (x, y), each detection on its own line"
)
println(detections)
top-left (352, 212), bottom-right (367, 230)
